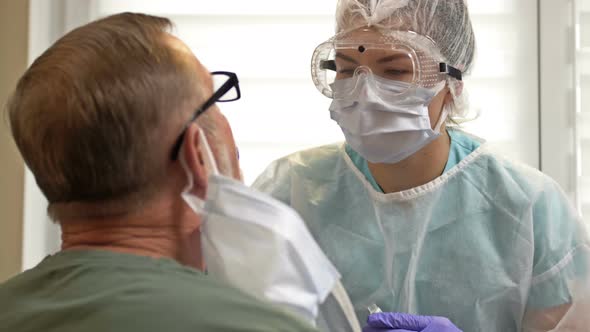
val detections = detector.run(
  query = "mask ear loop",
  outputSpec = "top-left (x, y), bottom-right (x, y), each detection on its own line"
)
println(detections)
top-left (447, 77), bottom-right (481, 125)
top-left (198, 130), bottom-right (219, 177)
top-left (432, 81), bottom-right (450, 133)
top-left (180, 150), bottom-right (205, 213)
top-left (179, 129), bottom-right (220, 214)
top-left (434, 104), bottom-right (450, 133)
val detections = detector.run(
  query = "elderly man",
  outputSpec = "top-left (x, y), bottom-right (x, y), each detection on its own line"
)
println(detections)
top-left (0, 13), bottom-right (318, 332)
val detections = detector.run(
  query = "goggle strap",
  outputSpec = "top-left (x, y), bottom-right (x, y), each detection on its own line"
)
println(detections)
top-left (439, 63), bottom-right (463, 81)
top-left (320, 60), bottom-right (337, 71)
top-left (321, 60), bottom-right (462, 81)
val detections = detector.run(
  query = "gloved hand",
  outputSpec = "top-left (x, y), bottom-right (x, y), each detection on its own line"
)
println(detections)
top-left (362, 312), bottom-right (462, 332)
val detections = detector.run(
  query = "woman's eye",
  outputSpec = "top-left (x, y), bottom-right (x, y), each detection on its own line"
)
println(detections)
top-left (338, 69), bottom-right (355, 75)
top-left (385, 69), bottom-right (410, 75)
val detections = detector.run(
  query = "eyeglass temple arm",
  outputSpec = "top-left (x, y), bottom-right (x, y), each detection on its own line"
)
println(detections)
top-left (170, 75), bottom-right (240, 160)
top-left (192, 79), bottom-right (238, 120)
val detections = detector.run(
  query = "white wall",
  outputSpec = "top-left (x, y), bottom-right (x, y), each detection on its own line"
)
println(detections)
top-left (93, 0), bottom-right (542, 179)
top-left (20, 0), bottom-right (93, 271)
top-left (462, 0), bottom-right (540, 167)
top-left (0, 0), bottom-right (28, 281)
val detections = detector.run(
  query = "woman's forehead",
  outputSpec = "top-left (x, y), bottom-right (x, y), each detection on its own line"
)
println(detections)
top-left (336, 48), bottom-right (414, 62)
top-left (336, 27), bottom-right (395, 43)
top-left (333, 27), bottom-right (440, 60)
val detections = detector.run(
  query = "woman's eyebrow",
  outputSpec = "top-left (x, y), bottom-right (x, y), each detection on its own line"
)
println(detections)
top-left (377, 54), bottom-right (410, 64)
top-left (336, 53), bottom-right (359, 64)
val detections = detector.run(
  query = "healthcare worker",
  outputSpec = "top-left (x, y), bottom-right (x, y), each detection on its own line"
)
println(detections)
top-left (253, 0), bottom-right (590, 331)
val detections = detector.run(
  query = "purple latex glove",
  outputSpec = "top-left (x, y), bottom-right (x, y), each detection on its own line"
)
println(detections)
top-left (362, 312), bottom-right (463, 332)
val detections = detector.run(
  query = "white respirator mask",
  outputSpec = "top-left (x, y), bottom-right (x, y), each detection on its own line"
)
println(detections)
top-left (329, 73), bottom-right (448, 164)
top-left (180, 130), bottom-right (361, 331)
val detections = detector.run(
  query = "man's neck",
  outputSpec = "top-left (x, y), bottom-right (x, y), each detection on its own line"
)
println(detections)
top-left (59, 198), bottom-right (203, 270)
top-left (367, 129), bottom-right (451, 193)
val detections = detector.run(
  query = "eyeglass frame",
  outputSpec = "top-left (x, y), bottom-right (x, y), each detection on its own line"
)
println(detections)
top-left (170, 71), bottom-right (241, 160)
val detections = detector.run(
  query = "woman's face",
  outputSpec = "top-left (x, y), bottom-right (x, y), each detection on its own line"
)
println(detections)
top-left (333, 28), bottom-right (452, 129)
top-left (334, 47), bottom-right (416, 84)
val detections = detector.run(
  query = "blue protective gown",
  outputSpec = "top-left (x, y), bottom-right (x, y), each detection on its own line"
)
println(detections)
top-left (253, 130), bottom-right (590, 331)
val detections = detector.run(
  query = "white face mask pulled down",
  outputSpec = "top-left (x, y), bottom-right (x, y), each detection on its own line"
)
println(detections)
top-left (329, 74), bottom-right (448, 164)
top-left (180, 130), bottom-right (361, 331)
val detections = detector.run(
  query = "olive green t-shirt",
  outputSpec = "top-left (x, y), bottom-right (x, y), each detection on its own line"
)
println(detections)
top-left (0, 250), bottom-right (319, 332)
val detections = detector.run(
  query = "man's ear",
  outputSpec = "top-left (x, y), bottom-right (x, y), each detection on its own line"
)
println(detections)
top-left (181, 123), bottom-right (208, 198)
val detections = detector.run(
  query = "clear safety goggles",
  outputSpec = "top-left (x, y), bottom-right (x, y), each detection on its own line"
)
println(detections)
top-left (311, 29), bottom-right (462, 99)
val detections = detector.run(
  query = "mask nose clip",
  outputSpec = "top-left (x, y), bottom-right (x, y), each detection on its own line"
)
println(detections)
top-left (350, 67), bottom-right (374, 97)
top-left (353, 66), bottom-right (372, 77)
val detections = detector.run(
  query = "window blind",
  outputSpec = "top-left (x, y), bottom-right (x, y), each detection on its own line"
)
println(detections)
top-left (91, 0), bottom-right (541, 184)
top-left (575, 0), bottom-right (590, 222)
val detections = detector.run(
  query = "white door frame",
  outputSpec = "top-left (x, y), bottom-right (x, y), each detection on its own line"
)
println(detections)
top-left (539, 0), bottom-right (580, 209)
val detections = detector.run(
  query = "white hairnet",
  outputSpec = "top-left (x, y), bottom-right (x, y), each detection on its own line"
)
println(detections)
top-left (335, 0), bottom-right (476, 119)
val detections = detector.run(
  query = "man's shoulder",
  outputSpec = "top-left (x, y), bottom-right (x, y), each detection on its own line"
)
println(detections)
top-left (134, 272), bottom-right (318, 331)
top-left (0, 254), bottom-right (318, 332)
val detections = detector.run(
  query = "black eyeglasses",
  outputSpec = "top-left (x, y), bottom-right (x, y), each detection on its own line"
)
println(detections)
top-left (170, 71), bottom-right (241, 160)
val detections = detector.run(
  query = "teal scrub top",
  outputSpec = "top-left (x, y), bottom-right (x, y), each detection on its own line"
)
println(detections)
top-left (345, 129), bottom-right (481, 192)
top-left (343, 129), bottom-right (577, 309)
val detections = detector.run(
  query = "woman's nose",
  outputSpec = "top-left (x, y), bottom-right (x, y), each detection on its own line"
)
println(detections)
top-left (354, 66), bottom-right (372, 77)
